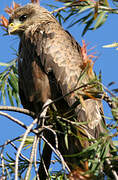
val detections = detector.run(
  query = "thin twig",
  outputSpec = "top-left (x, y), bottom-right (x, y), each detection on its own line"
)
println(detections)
top-left (43, 126), bottom-right (58, 149)
top-left (39, 99), bottom-right (52, 126)
top-left (34, 137), bottom-right (40, 180)
top-left (15, 118), bottom-right (38, 180)
top-left (106, 159), bottom-right (118, 180)
top-left (98, 81), bottom-right (116, 97)
top-left (0, 144), bottom-right (5, 177)
top-left (40, 154), bottom-right (49, 178)
top-left (51, 6), bottom-right (67, 14)
top-left (41, 135), bottom-right (70, 173)
top-left (57, 115), bottom-right (88, 126)
top-left (38, 82), bottom-right (100, 114)
top-left (38, 138), bottom-right (49, 178)
top-left (0, 111), bottom-right (38, 134)
top-left (0, 135), bottom-right (23, 148)
top-left (0, 111), bottom-right (28, 130)
top-left (0, 106), bottom-right (35, 118)
top-left (25, 135), bottom-right (39, 180)
top-left (51, 3), bottom-right (118, 15)
top-left (10, 142), bottom-right (30, 162)
top-left (99, 5), bottom-right (118, 14)
top-left (35, 99), bottom-right (53, 179)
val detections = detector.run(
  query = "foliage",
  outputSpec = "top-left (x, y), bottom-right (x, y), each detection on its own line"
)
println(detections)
top-left (0, 59), bottom-right (20, 106)
top-left (0, 0), bottom-right (118, 179)
top-left (49, 0), bottom-right (118, 35)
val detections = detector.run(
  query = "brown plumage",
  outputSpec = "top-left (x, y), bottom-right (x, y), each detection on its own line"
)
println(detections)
top-left (7, 2), bottom-right (106, 179)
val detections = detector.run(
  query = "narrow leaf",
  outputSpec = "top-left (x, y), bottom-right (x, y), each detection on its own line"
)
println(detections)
top-left (79, 5), bottom-right (92, 14)
top-left (7, 84), bottom-right (14, 106)
top-left (103, 42), bottom-right (118, 48)
top-left (94, 12), bottom-right (107, 29)
top-left (1, 81), bottom-right (6, 104)
top-left (65, 133), bottom-right (69, 150)
top-left (8, 72), bottom-right (18, 93)
top-left (82, 17), bottom-right (94, 36)
top-left (0, 62), bottom-right (10, 67)
top-left (112, 88), bottom-right (118, 93)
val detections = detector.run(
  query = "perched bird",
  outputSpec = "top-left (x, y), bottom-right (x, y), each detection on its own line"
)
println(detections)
top-left (5, 1), bottom-right (106, 179)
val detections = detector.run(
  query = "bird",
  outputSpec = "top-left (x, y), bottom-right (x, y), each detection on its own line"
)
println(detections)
top-left (2, 1), bottom-right (106, 179)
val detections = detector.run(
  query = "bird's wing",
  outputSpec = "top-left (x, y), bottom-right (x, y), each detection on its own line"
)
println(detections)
top-left (35, 22), bottom-right (89, 105)
top-left (33, 21), bottom-right (105, 138)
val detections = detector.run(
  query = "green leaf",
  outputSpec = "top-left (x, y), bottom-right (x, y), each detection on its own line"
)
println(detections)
top-left (25, 171), bottom-right (31, 180)
top-left (12, 65), bottom-right (18, 74)
top-left (65, 133), bottom-right (69, 150)
top-left (32, 176), bottom-right (36, 180)
top-left (67, 18), bottom-right (81, 28)
top-left (64, 11), bottom-right (76, 22)
top-left (67, 11), bottom-right (93, 29)
top-left (12, 91), bottom-right (20, 107)
top-left (1, 81), bottom-right (6, 104)
top-left (0, 62), bottom-right (11, 67)
top-left (6, 153), bottom-right (15, 162)
top-left (7, 84), bottom-right (14, 106)
top-left (8, 72), bottom-right (18, 93)
top-left (112, 97), bottom-right (118, 102)
top-left (112, 108), bottom-right (118, 113)
top-left (112, 88), bottom-right (118, 93)
top-left (18, 136), bottom-right (34, 149)
top-left (94, 12), bottom-right (108, 29)
top-left (79, 5), bottom-right (92, 14)
top-left (82, 17), bottom-right (94, 36)
top-left (100, 141), bottom-right (110, 159)
top-left (113, 140), bottom-right (118, 146)
top-left (98, 70), bottom-right (102, 82)
top-left (80, 12), bottom-right (93, 23)
top-left (103, 42), bottom-right (118, 48)
top-left (108, 81), bottom-right (115, 87)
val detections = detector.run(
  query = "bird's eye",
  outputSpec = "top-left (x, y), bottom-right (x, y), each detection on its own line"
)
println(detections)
top-left (19, 15), bottom-right (27, 22)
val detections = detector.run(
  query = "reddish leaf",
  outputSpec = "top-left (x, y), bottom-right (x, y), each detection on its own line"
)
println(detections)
top-left (81, 40), bottom-right (88, 63)
top-left (0, 15), bottom-right (8, 27)
top-left (68, 165), bottom-right (94, 180)
top-left (94, 2), bottom-right (99, 19)
top-left (80, 40), bottom-right (95, 77)
top-left (5, 1), bottom-right (20, 15)
top-left (4, 6), bottom-right (13, 15)
top-left (31, 0), bottom-right (40, 4)
top-left (13, 1), bottom-right (20, 9)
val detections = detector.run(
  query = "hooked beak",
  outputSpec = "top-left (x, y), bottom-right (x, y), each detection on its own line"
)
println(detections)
top-left (8, 20), bottom-right (22, 34)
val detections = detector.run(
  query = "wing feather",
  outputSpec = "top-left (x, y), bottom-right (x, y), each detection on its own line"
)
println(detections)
top-left (34, 21), bottom-right (105, 138)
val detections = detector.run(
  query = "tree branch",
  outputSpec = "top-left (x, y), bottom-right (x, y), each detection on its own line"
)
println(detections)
top-left (10, 142), bottom-right (30, 163)
top-left (34, 136), bottom-right (40, 180)
top-left (51, 3), bottom-right (118, 15)
top-left (25, 135), bottom-right (39, 180)
top-left (0, 111), bottom-right (38, 134)
top-left (51, 6), bottom-right (67, 14)
top-left (41, 135), bottom-right (70, 173)
top-left (15, 118), bottom-right (38, 180)
top-left (0, 111), bottom-right (28, 129)
top-left (0, 136), bottom-right (23, 148)
top-left (0, 106), bottom-right (35, 118)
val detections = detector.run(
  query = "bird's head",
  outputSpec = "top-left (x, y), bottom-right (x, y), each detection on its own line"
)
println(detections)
top-left (7, 3), bottom-right (55, 35)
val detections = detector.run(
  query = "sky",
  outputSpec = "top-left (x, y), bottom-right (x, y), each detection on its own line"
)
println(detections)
top-left (0, 0), bottom-right (118, 178)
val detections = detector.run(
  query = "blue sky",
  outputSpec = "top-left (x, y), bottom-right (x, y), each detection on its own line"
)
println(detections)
top-left (0, 0), bottom-right (118, 178)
